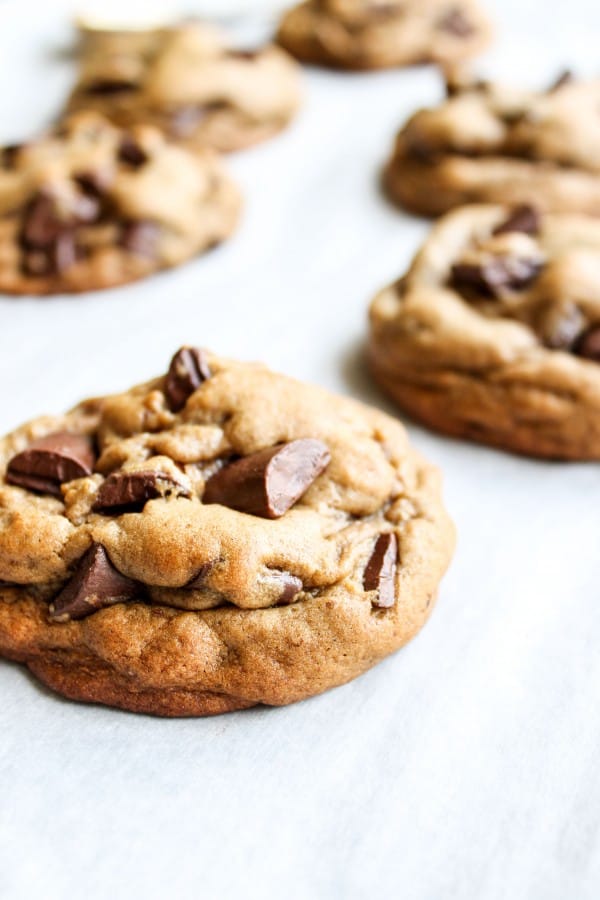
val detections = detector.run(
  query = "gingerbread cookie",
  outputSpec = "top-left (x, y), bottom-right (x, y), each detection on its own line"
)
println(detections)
top-left (67, 20), bottom-right (302, 153)
top-left (277, 0), bottom-right (491, 71)
top-left (0, 112), bottom-right (241, 295)
top-left (384, 72), bottom-right (600, 217)
top-left (369, 204), bottom-right (600, 458)
top-left (0, 348), bottom-right (454, 715)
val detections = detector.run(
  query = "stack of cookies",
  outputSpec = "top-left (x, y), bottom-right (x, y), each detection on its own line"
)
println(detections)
top-left (2, 0), bottom-right (597, 718)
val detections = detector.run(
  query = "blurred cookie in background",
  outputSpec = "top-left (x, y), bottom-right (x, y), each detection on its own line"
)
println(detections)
top-left (0, 112), bottom-right (241, 295)
top-left (67, 19), bottom-right (303, 153)
top-left (383, 71), bottom-right (600, 217)
top-left (277, 0), bottom-right (492, 70)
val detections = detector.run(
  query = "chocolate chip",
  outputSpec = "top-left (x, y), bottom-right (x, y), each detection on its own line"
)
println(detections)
top-left (93, 470), bottom-right (190, 514)
top-left (548, 70), bottom-right (574, 93)
top-left (6, 432), bottom-right (95, 496)
top-left (85, 79), bottom-right (137, 96)
top-left (164, 346), bottom-right (211, 412)
top-left (451, 257), bottom-right (543, 298)
top-left (438, 7), bottom-right (475, 36)
top-left (575, 325), bottom-right (600, 362)
top-left (493, 205), bottom-right (540, 237)
top-left (118, 136), bottom-right (148, 168)
top-left (50, 543), bottom-right (139, 621)
top-left (363, 533), bottom-right (398, 609)
top-left (120, 220), bottom-right (160, 258)
top-left (268, 571), bottom-right (303, 605)
top-left (203, 439), bottom-right (331, 519)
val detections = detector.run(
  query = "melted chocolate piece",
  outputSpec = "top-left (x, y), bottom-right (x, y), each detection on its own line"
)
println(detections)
top-left (493, 205), bottom-right (540, 237)
top-left (6, 432), bottom-right (95, 496)
top-left (164, 346), bottom-right (211, 412)
top-left (203, 439), bottom-right (331, 519)
top-left (575, 325), bottom-right (600, 362)
top-left (93, 470), bottom-right (190, 514)
top-left (363, 533), bottom-right (398, 609)
top-left (451, 257), bottom-right (543, 298)
top-left (50, 543), bottom-right (139, 621)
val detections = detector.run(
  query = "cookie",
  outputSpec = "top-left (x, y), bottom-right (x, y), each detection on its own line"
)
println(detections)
top-left (276, 0), bottom-right (491, 71)
top-left (0, 348), bottom-right (454, 716)
top-left (384, 72), bottom-right (600, 217)
top-left (67, 20), bottom-right (302, 153)
top-left (0, 112), bottom-right (241, 295)
top-left (369, 203), bottom-right (600, 459)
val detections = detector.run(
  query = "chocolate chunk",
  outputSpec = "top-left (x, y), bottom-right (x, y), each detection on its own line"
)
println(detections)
top-left (575, 325), bottom-right (600, 362)
top-left (22, 193), bottom-right (66, 248)
top-left (203, 439), bottom-right (331, 519)
top-left (438, 7), bottom-right (475, 36)
top-left (6, 432), bottom-right (95, 496)
top-left (164, 346), bottom-right (211, 412)
top-left (50, 543), bottom-right (139, 621)
top-left (269, 571), bottom-right (303, 605)
top-left (120, 220), bottom-right (160, 258)
top-left (85, 79), bottom-right (137, 96)
top-left (363, 533), bottom-right (398, 609)
top-left (93, 470), bottom-right (190, 514)
top-left (118, 136), bottom-right (148, 168)
top-left (493, 205), bottom-right (540, 237)
top-left (20, 190), bottom-right (99, 276)
top-left (548, 70), bottom-right (574, 93)
top-left (451, 257), bottom-right (543, 298)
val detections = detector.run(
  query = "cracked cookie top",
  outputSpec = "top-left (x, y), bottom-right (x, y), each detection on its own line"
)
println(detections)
top-left (0, 112), bottom-right (241, 295)
top-left (67, 20), bottom-right (303, 153)
top-left (277, 0), bottom-right (491, 70)
top-left (0, 348), bottom-right (440, 620)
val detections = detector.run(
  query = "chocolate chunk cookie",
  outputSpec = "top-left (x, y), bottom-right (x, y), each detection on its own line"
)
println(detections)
top-left (369, 204), bottom-right (600, 458)
top-left (384, 73), bottom-right (600, 217)
top-left (277, 0), bottom-right (491, 71)
top-left (0, 112), bottom-right (241, 295)
top-left (0, 349), bottom-right (454, 716)
top-left (67, 20), bottom-right (302, 153)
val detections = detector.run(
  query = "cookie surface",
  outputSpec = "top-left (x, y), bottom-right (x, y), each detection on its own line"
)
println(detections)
top-left (0, 349), bottom-right (453, 716)
top-left (369, 204), bottom-right (600, 458)
top-left (0, 112), bottom-right (241, 295)
top-left (67, 21), bottom-right (302, 153)
top-left (277, 0), bottom-right (491, 71)
top-left (384, 73), bottom-right (600, 217)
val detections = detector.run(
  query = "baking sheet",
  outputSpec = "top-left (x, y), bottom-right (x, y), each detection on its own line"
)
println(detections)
top-left (1, 2), bottom-right (600, 898)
